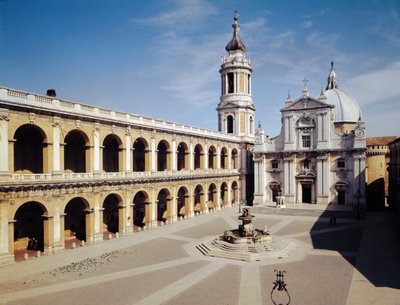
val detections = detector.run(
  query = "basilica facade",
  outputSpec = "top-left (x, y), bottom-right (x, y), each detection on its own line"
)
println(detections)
top-left (253, 63), bottom-right (366, 206)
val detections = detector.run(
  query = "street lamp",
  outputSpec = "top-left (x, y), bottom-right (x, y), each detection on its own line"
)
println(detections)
top-left (271, 270), bottom-right (291, 305)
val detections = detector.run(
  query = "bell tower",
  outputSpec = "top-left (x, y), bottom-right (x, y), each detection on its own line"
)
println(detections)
top-left (217, 13), bottom-right (255, 140)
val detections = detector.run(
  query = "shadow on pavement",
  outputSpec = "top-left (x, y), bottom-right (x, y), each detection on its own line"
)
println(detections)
top-left (311, 207), bottom-right (400, 290)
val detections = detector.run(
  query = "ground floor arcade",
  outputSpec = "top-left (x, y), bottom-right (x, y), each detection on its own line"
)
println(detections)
top-left (0, 178), bottom-right (239, 265)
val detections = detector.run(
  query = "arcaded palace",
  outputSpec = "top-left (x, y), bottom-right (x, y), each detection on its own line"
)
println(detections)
top-left (253, 63), bottom-right (366, 206)
top-left (0, 14), bottom-right (366, 265)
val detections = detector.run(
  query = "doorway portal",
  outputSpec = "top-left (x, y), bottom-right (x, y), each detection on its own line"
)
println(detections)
top-left (302, 185), bottom-right (312, 203)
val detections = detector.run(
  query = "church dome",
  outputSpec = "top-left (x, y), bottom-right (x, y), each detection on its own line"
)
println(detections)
top-left (324, 62), bottom-right (362, 123)
top-left (225, 13), bottom-right (246, 53)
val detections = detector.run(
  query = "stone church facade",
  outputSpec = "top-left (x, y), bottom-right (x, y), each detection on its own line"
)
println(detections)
top-left (253, 63), bottom-right (366, 207)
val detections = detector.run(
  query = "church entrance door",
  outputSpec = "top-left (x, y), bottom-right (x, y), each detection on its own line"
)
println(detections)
top-left (302, 185), bottom-right (312, 203)
top-left (338, 190), bottom-right (345, 205)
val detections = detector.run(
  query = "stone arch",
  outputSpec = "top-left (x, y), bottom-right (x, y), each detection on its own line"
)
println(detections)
top-left (177, 142), bottom-right (189, 171)
top-left (132, 190), bottom-right (149, 227)
top-left (102, 194), bottom-right (122, 234)
top-left (220, 182), bottom-right (228, 206)
top-left (208, 145), bottom-right (217, 170)
top-left (133, 137), bottom-right (150, 172)
top-left (231, 148), bottom-right (239, 169)
top-left (194, 144), bottom-right (204, 170)
top-left (13, 124), bottom-right (48, 173)
top-left (102, 134), bottom-right (122, 172)
top-left (64, 129), bottom-right (90, 173)
top-left (157, 140), bottom-right (171, 171)
top-left (14, 201), bottom-right (48, 254)
top-left (177, 186), bottom-right (189, 217)
top-left (220, 147), bottom-right (228, 169)
top-left (64, 197), bottom-right (90, 242)
top-left (208, 183), bottom-right (217, 209)
top-left (231, 181), bottom-right (239, 204)
top-left (157, 188), bottom-right (171, 222)
top-left (194, 184), bottom-right (205, 213)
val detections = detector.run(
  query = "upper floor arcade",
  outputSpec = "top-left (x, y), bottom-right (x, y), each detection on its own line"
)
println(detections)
top-left (0, 87), bottom-right (242, 184)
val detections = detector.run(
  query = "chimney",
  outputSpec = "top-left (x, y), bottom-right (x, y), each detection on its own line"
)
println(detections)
top-left (46, 89), bottom-right (56, 97)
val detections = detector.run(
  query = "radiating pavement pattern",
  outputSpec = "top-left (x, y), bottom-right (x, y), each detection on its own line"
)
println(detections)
top-left (0, 205), bottom-right (399, 305)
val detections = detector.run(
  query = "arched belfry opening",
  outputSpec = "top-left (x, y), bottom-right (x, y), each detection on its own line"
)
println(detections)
top-left (227, 115), bottom-right (234, 134)
top-left (13, 124), bottom-right (47, 173)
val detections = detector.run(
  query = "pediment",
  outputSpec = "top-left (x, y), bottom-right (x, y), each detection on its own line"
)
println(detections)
top-left (283, 97), bottom-right (331, 112)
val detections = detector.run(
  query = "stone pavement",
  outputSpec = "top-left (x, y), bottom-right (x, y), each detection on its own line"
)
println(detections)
top-left (0, 204), bottom-right (398, 305)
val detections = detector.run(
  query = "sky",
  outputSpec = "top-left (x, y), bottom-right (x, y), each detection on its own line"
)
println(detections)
top-left (1, 0), bottom-right (399, 137)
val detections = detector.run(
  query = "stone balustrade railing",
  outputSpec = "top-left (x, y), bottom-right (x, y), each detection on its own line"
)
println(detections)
top-left (8, 169), bottom-right (239, 183)
top-left (0, 87), bottom-right (241, 142)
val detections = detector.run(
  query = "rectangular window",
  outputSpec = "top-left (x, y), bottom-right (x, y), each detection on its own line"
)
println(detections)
top-left (337, 160), bottom-right (345, 168)
top-left (302, 135), bottom-right (311, 148)
top-left (271, 160), bottom-right (278, 169)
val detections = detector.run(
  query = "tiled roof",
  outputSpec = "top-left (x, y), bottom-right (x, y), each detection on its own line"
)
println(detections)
top-left (367, 136), bottom-right (398, 146)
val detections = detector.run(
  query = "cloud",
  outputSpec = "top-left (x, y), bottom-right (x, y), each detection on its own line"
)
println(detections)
top-left (131, 0), bottom-right (218, 26)
top-left (302, 20), bottom-right (313, 28)
top-left (346, 61), bottom-right (400, 106)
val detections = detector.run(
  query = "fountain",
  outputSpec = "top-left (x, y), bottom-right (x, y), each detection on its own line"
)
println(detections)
top-left (196, 208), bottom-right (297, 262)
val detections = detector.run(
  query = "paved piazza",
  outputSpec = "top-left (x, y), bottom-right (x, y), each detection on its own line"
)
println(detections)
top-left (0, 205), bottom-right (398, 305)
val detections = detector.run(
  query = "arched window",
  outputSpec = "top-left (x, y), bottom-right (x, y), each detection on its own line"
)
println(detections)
top-left (227, 115), bottom-right (234, 134)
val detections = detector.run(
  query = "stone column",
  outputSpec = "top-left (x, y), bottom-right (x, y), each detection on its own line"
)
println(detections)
top-left (42, 215), bottom-right (54, 254)
top-left (52, 206), bottom-right (64, 252)
top-left (172, 137), bottom-right (177, 171)
top-left (7, 220), bottom-right (16, 257)
top-left (151, 131), bottom-right (156, 172)
top-left (93, 190), bottom-right (103, 242)
top-left (0, 110), bottom-right (9, 175)
top-left (170, 189), bottom-right (177, 223)
top-left (125, 128), bottom-right (131, 173)
top-left (227, 182), bottom-right (232, 207)
top-left (189, 140), bottom-right (194, 171)
top-left (253, 154), bottom-right (265, 204)
top-left (118, 205), bottom-right (127, 235)
top-left (217, 146), bottom-right (221, 170)
top-left (188, 188), bottom-right (194, 217)
top-left (85, 209), bottom-right (95, 243)
top-left (93, 123), bottom-right (101, 173)
top-left (52, 117), bottom-right (61, 175)
top-left (203, 143), bottom-right (208, 170)
top-left (0, 204), bottom-right (13, 265)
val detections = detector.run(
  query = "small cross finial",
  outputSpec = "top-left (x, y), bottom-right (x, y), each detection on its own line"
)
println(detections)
top-left (302, 77), bottom-right (309, 87)
top-left (234, 10), bottom-right (239, 21)
top-left (331, 61), bottom-right (334, 68)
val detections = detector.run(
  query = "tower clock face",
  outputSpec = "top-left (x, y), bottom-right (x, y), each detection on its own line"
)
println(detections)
top-left (355, 129), bottom-right (364, 137)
